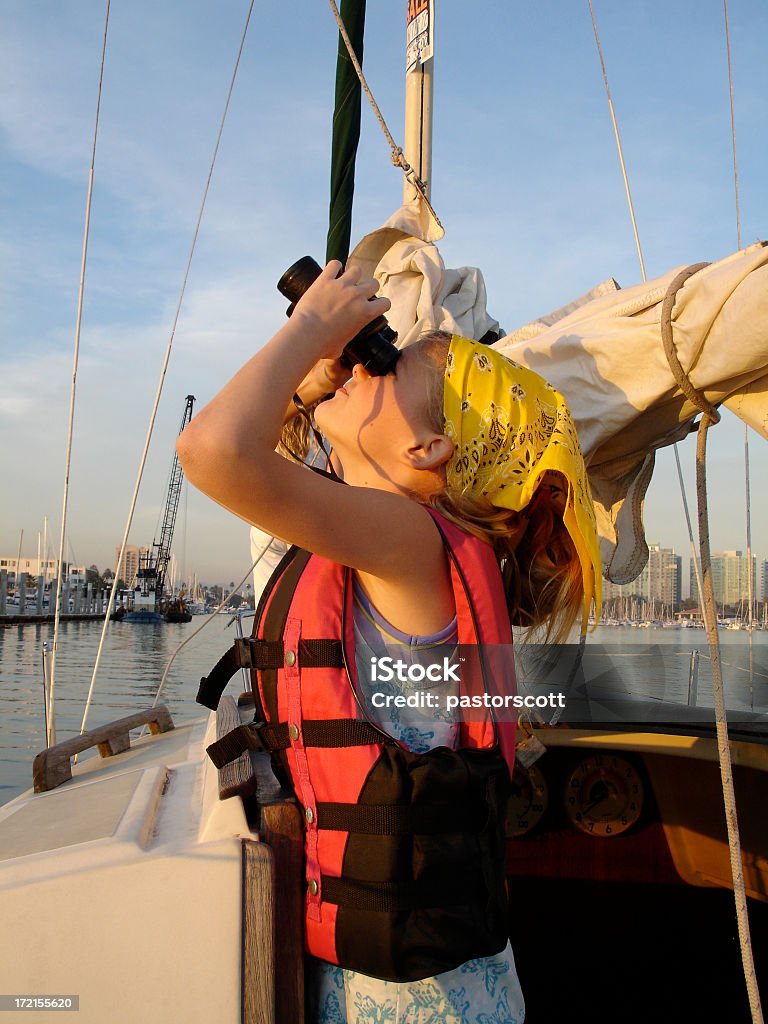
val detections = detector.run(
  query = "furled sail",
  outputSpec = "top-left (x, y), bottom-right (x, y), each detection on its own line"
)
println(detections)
top-left (348, 202), bottom-right (768, 583)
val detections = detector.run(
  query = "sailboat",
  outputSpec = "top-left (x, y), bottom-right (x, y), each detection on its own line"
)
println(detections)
top-left (1, 3), bottom-right (767, 1023)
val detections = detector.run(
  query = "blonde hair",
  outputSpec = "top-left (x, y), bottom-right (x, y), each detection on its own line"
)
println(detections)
top-left (279, 403), bottom-right (316, 462)
top-left (414, 331), bottom-right (585, 645)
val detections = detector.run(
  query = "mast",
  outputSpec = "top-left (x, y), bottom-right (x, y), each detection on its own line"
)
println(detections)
top-left (326, 0), bottom-right (367, 265)
top-left (15, 529), bottom-right (23, 596)
top-left (404, 0), bottom-right (435, 203)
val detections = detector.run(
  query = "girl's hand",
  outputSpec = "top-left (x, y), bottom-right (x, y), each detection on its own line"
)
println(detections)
top-left (291, 260), bottom-right (391, 360)
top-left (296, 357), bottom-right (349, 405)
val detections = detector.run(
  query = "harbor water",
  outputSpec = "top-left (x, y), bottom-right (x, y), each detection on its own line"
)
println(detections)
top-left (0, 613), bottom-right (253, 806)
top-left (1, 619), bottom-right (767, 807)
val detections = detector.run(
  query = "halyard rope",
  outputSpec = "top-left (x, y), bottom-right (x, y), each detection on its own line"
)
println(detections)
top-left (78, 0), bottom-right (256, 740)
top-left (148, 547), bottom-right (273, 713)
top-left (696, 416), bottom-right (763, 1024)
top-left (586, 3), bottom-right (708, 606)
top-left (326, 0), bottom-right (443, 231)
top-left (587, 1), bottom-right (646, 283)
top-left (49, 0), bottom-right (112, 749)
top-left (723, 0), bottom-right (742, 250)
top-left (661, 267), bottom-right (763, 1024)
top-left (590, 10), bottom-right (761, 1013)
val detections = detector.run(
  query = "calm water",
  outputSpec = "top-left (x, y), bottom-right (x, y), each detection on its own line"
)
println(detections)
top-left (0, 613), bottom-right (252, 806)
top-left (1, 620), bottom-right (767, 807)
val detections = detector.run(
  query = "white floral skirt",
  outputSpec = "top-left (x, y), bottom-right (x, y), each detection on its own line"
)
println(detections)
top-left (308, 941), bottom-right (525, 1024)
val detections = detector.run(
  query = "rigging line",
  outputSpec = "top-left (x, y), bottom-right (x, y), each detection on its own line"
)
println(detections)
top-left (326, 0), bottom-right (443, 231)
top-left (588, 3), bottom-right (708, 621)
top-left (587, 1), bottom-right (646, 283)
top-left (673, 445), bottom-right (706, 622)
top-left (78, 0), bottom-right (256, 740)
top-left (744, 424), bottom-right (754, 709)
top-left (696, 416), bottom-right (764, 1024)
top-left (48, 0), bottom-right (112, 750)
top-left (723, 0), bottom-right (742, 249)
top-left (662, 265), bottom-right (762, 1024)
top-left (146, 443), bottom-right (326, 718)
top-left (147, 543), bottom-right (275, 720)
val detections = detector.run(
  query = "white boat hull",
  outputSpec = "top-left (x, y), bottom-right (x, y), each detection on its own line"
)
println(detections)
top-left (0, 716), bottom-right (271, 1023)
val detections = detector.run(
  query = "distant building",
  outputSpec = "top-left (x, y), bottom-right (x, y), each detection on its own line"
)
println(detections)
top-left (116, 545), bottom-right (150, 587)
top-left (0, 556), bottom-right (59, 584)
top-left (761, 560), bottom-right (768, 602)
top-left (602, 543), bottom-right (682, 608)
top-left (689, 550), bottom-right (756, 607)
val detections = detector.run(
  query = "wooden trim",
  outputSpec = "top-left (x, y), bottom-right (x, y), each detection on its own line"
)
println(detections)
top-left (247, 753), bottom-right (305, 1024)
top-left (261, 799), bottom-right (305, 1024)
top-left (217, 695), bottom-right (259, 800)
top-left (32, 707), bottom-right (175, 792)
top-left (242, 840), bottom-right (276, 1024)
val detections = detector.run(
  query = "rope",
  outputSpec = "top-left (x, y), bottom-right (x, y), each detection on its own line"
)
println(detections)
top-left (78, 0), bottom-right (256, 740)
top-left (587, 1), bottom-right (646, 283)
top-left (49, 0), bottom-right (112, 750)
top-left (141, 439), bottom-right (326, 735)
top-left (326, 0), bottom-right (443, 231)
top-left (723, 0), bottom-right (742, 249)
top-left (744, 424), bottom-right (755, 709)
top-left (673, 444), bottom-right (706, 619)
top-left (661, 267), bottom-right (763, 1024)
top-left (660, 263), bottom-right (720, 421)
top-left (587, 1), bottom-right (706, 706)
top-left (696, 417), bottom-right (763, 1024)
top-left (147, 542), bottom-right (275, 714)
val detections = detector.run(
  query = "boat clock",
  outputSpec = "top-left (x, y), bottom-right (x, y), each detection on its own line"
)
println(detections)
top-left (505, 763), bottom-right (549, 838)
top-left (564, 753), bottom-right (644, 836)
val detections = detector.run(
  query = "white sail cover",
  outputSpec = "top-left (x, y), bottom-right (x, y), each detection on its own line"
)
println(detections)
top-left (348, 203), bottom-right (768, 583)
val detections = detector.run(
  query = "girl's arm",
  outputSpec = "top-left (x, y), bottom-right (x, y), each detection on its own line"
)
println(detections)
top-left (177, 263), bottom-right (448, 588)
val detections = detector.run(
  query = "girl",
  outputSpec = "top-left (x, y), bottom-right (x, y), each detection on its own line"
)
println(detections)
top-left (179, 261), bottom-right (601, 1024)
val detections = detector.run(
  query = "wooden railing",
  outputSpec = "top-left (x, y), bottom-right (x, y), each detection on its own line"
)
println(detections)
top-left (32, 707), bottom-right (175, 793)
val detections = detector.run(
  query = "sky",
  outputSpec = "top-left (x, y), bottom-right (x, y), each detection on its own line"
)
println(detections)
top-left (1, 0), bottom-right (767, 592)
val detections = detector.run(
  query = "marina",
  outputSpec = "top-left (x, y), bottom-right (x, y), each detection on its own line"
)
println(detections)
top-left (2, 1), bottom-right (768, 1022)
top-left (2, 620), bottom-right (767, 808)
top-left (0, 614), bottom-right (247, 806)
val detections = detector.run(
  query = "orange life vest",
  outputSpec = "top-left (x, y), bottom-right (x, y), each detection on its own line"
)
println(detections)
top-left (200, 510), bottom-right (516, 981)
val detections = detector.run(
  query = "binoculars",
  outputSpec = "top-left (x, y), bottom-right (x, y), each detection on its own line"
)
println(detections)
top-left (277, 256), bottom-right (400, 376)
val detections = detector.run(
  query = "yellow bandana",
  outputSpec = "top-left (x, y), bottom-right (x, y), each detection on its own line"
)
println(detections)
top-left (443, 335), bottom-right (602, 629)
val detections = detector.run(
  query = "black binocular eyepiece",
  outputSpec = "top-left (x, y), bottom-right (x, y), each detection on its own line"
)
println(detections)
top-left (277, 256), bottom-right (400, 376)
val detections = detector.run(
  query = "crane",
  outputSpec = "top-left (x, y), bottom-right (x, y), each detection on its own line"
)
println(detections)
top-left (152, 394), bottom-right (195, 607)
top-left (125, 395), bottom-right (195, 622)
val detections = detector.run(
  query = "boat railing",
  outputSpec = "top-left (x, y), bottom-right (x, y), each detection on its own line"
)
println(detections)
top-left (32, 706), bottom-right (175, 793)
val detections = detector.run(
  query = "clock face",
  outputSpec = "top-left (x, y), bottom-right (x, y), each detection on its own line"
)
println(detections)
top-left (506, 762), bottom-right (549, 838)
top-left (564, 754), bottom-right (644, 837)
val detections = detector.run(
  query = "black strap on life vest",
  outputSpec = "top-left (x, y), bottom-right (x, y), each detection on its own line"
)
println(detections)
top-left (258, 547), bottom-right (313, 724)
top-left (320, 873), bottom-right (486, 913)
top-left (315, 801), bottom-right (485, 835)
top-left (197, 637), bottom-right (344, 711)
top-left (198, 542), bottom-right (340, 713)
top-left (206, 716), bottom-right (384, 769)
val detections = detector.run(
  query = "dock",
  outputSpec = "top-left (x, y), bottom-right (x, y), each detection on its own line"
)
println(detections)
top-left (0, 612), bottom-right (124, 627)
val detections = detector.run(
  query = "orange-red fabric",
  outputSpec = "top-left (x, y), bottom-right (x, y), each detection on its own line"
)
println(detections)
top-left (255, 508), bottom-right (516, 966)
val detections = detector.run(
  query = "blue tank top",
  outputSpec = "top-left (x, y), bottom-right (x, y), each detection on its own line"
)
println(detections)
top-left (351, 575), bottom-right (459, 752)
top-left (311, 579), bottom-right (525, 1024)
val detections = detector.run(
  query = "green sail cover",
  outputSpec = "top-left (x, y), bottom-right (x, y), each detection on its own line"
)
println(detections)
top-left (326, 0), bottom-right (366, 265)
